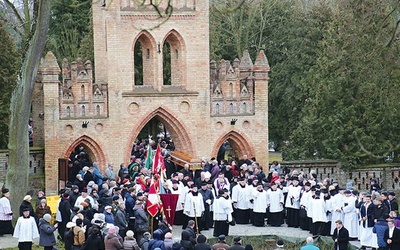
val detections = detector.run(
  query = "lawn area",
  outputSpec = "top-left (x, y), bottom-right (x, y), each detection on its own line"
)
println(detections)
top-left (269, 152), bottom-right (282, 163)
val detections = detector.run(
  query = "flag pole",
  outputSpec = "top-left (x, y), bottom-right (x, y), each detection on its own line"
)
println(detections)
top-left (151, 216), bottom-right (154, 236)
top-left (193, 202), bottom-right (200, 235)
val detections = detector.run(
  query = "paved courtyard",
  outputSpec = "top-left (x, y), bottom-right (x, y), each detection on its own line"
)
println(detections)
top-left (0, 224), bottom-right (361, 249)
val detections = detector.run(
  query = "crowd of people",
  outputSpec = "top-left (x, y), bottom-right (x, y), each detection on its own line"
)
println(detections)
top-left (0, 138), bottom-right (400, 250)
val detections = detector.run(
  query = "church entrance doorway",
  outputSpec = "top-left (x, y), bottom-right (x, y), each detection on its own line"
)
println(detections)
top-left (130, 117), bottom-right (175, 159)
top-left (212, 130), bottom-right (255, 165)
top-left (126, 107), bottom-right (197, 168)
top-left (59, 135), bottom-right (106, 191)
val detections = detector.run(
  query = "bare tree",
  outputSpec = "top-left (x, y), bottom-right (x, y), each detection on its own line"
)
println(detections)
top-left (4, 0), bottom-right (52, 219)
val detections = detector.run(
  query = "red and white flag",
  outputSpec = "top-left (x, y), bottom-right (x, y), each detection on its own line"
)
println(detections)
top-left (147, 177), bottom-right (162, 217)
top-left (152, 144), bottom-right (166, 175)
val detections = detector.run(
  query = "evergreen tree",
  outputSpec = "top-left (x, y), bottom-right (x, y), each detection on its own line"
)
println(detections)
top-left (45, 0), bottom-right (92, 62)
top-left (0, 20), bottom-right (19, 149)
top-left (268, 1), bottom-right (333, 151)
top-left (287, 0), bottom-right (400, 165)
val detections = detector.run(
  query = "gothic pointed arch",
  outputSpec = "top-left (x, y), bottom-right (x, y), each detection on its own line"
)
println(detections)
top-left (125, 106), bottom-right (194, 161)
top-left (63, 135), bottom-right (107, 171)
top-left (211, 130), bottom-right (255, 159)
top-left (132, 30), bottom-right (157, 86)
top-left (162, 29), bottom-right (186, 86)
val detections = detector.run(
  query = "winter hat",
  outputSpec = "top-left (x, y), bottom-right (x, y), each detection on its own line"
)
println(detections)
top-left (43, 213), bottom-right (52, 222)
top-left (24, 195), bottom-right (32, 201)
top-left (126, 230), bottom-right (134, 238)
top-left (66, 222), bottom-right (76, 228)
top-left (108, 226), bottom-right (116, 234)
top-left (143, 232), bottom-right (151, 239)
top-left (93, 213), bottom-right (105, 222)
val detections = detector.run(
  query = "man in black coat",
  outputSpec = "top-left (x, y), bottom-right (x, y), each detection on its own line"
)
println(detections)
top-left (373, 197), bottom-right (390, 222)
top-left (164, 155), bottom-right (176, 180)
top-left (332, 220), bottom-right (349, 250)
top-left (194, 234), bottom-right (211, 250)
top-left (199, 182), bottom-right (214, 231)
top-left (384, 219), bottom-right (400, 250)
top-left (228, 236), bottom-right (245, 250)
top-left (389, 192), bottom-right (399, 213)
top-left (181, 220), bottom-right (197, 249)
top-left (58, 192), bottom-right (72, 241)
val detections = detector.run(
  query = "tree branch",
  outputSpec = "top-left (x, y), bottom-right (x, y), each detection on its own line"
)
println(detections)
top-left (354, 132), bottom-right (400, 159)
top-left (3, 0), bottom-right (24, 26)
top-left (212, 0), bottom-right (247, 14)
top-left (386, 19), bottom-right (400, 47)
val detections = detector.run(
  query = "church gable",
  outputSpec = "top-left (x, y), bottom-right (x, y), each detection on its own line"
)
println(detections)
top-left (59, 58), bottom-right (108, 119)
top-left (210, 51), bottom-right (264, 116)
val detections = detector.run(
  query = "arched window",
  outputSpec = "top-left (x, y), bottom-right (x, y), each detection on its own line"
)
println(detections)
top-left (133, 31), bottom-right (156, 87)
top-left (82, 105), bottom-right (86, 117)
top-left (134, 41), bottom-right (143, 85)
top-left (163, 30), bottom-right (185, 86)
top-left (229, 82), bottom-right (233, 97)
top-left (81, 85), bottom-right (85, 100)
top-left (229, 103), bottom-right (234, 114)
top-left (242, 102), bottom-right (247, 113)
top-left (67, 106), bottom-right (71, 117)
top-left (216, 103), bottom-right (220, 114)
top-left (96, 105), bottom-right (101, 116)
top-left (163, 41), bottom-right (172, 85)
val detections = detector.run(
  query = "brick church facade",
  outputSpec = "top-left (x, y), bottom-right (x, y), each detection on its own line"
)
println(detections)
top-left (33, 0), bottom-right (270, 194)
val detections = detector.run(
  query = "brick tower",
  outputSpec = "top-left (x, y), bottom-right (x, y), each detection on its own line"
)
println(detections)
top-left (35, 0), bottom-right (270, 194)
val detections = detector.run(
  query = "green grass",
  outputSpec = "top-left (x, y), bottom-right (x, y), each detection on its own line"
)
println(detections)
top-left (5, 241), bottom-right (65, 250)
top-left (269, 152), bottom-right (282, 163)
top-left (4, 234), bottom-right (358, 250)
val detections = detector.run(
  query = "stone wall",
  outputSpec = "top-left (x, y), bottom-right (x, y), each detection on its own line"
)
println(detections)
top-left (281, 160), bottom-right (400, 191)
top-left (0, 148), bottom-right (45, 193)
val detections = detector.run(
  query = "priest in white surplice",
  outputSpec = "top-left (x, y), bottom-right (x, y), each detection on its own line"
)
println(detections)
top-left (213, 189), bottom-right (233, 237)
top-left (331, 188), bottom-right (345, 235)
top-left (300, 182), bottom-right (312, 230)
top-left (231, 177), bottom-right (251, 224)
top-left (342, 190), bottom-right (358, 238)
top-left (266, 182), bottom-right (284, 226)
top-left (283, 177), bottom-right (302, 227)
top-left (309, 190), bottom-right (328, 236)
top-left (251, 183), bottom-right (268, 227)
top-left (184, 185), bottom-right (205, 230)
